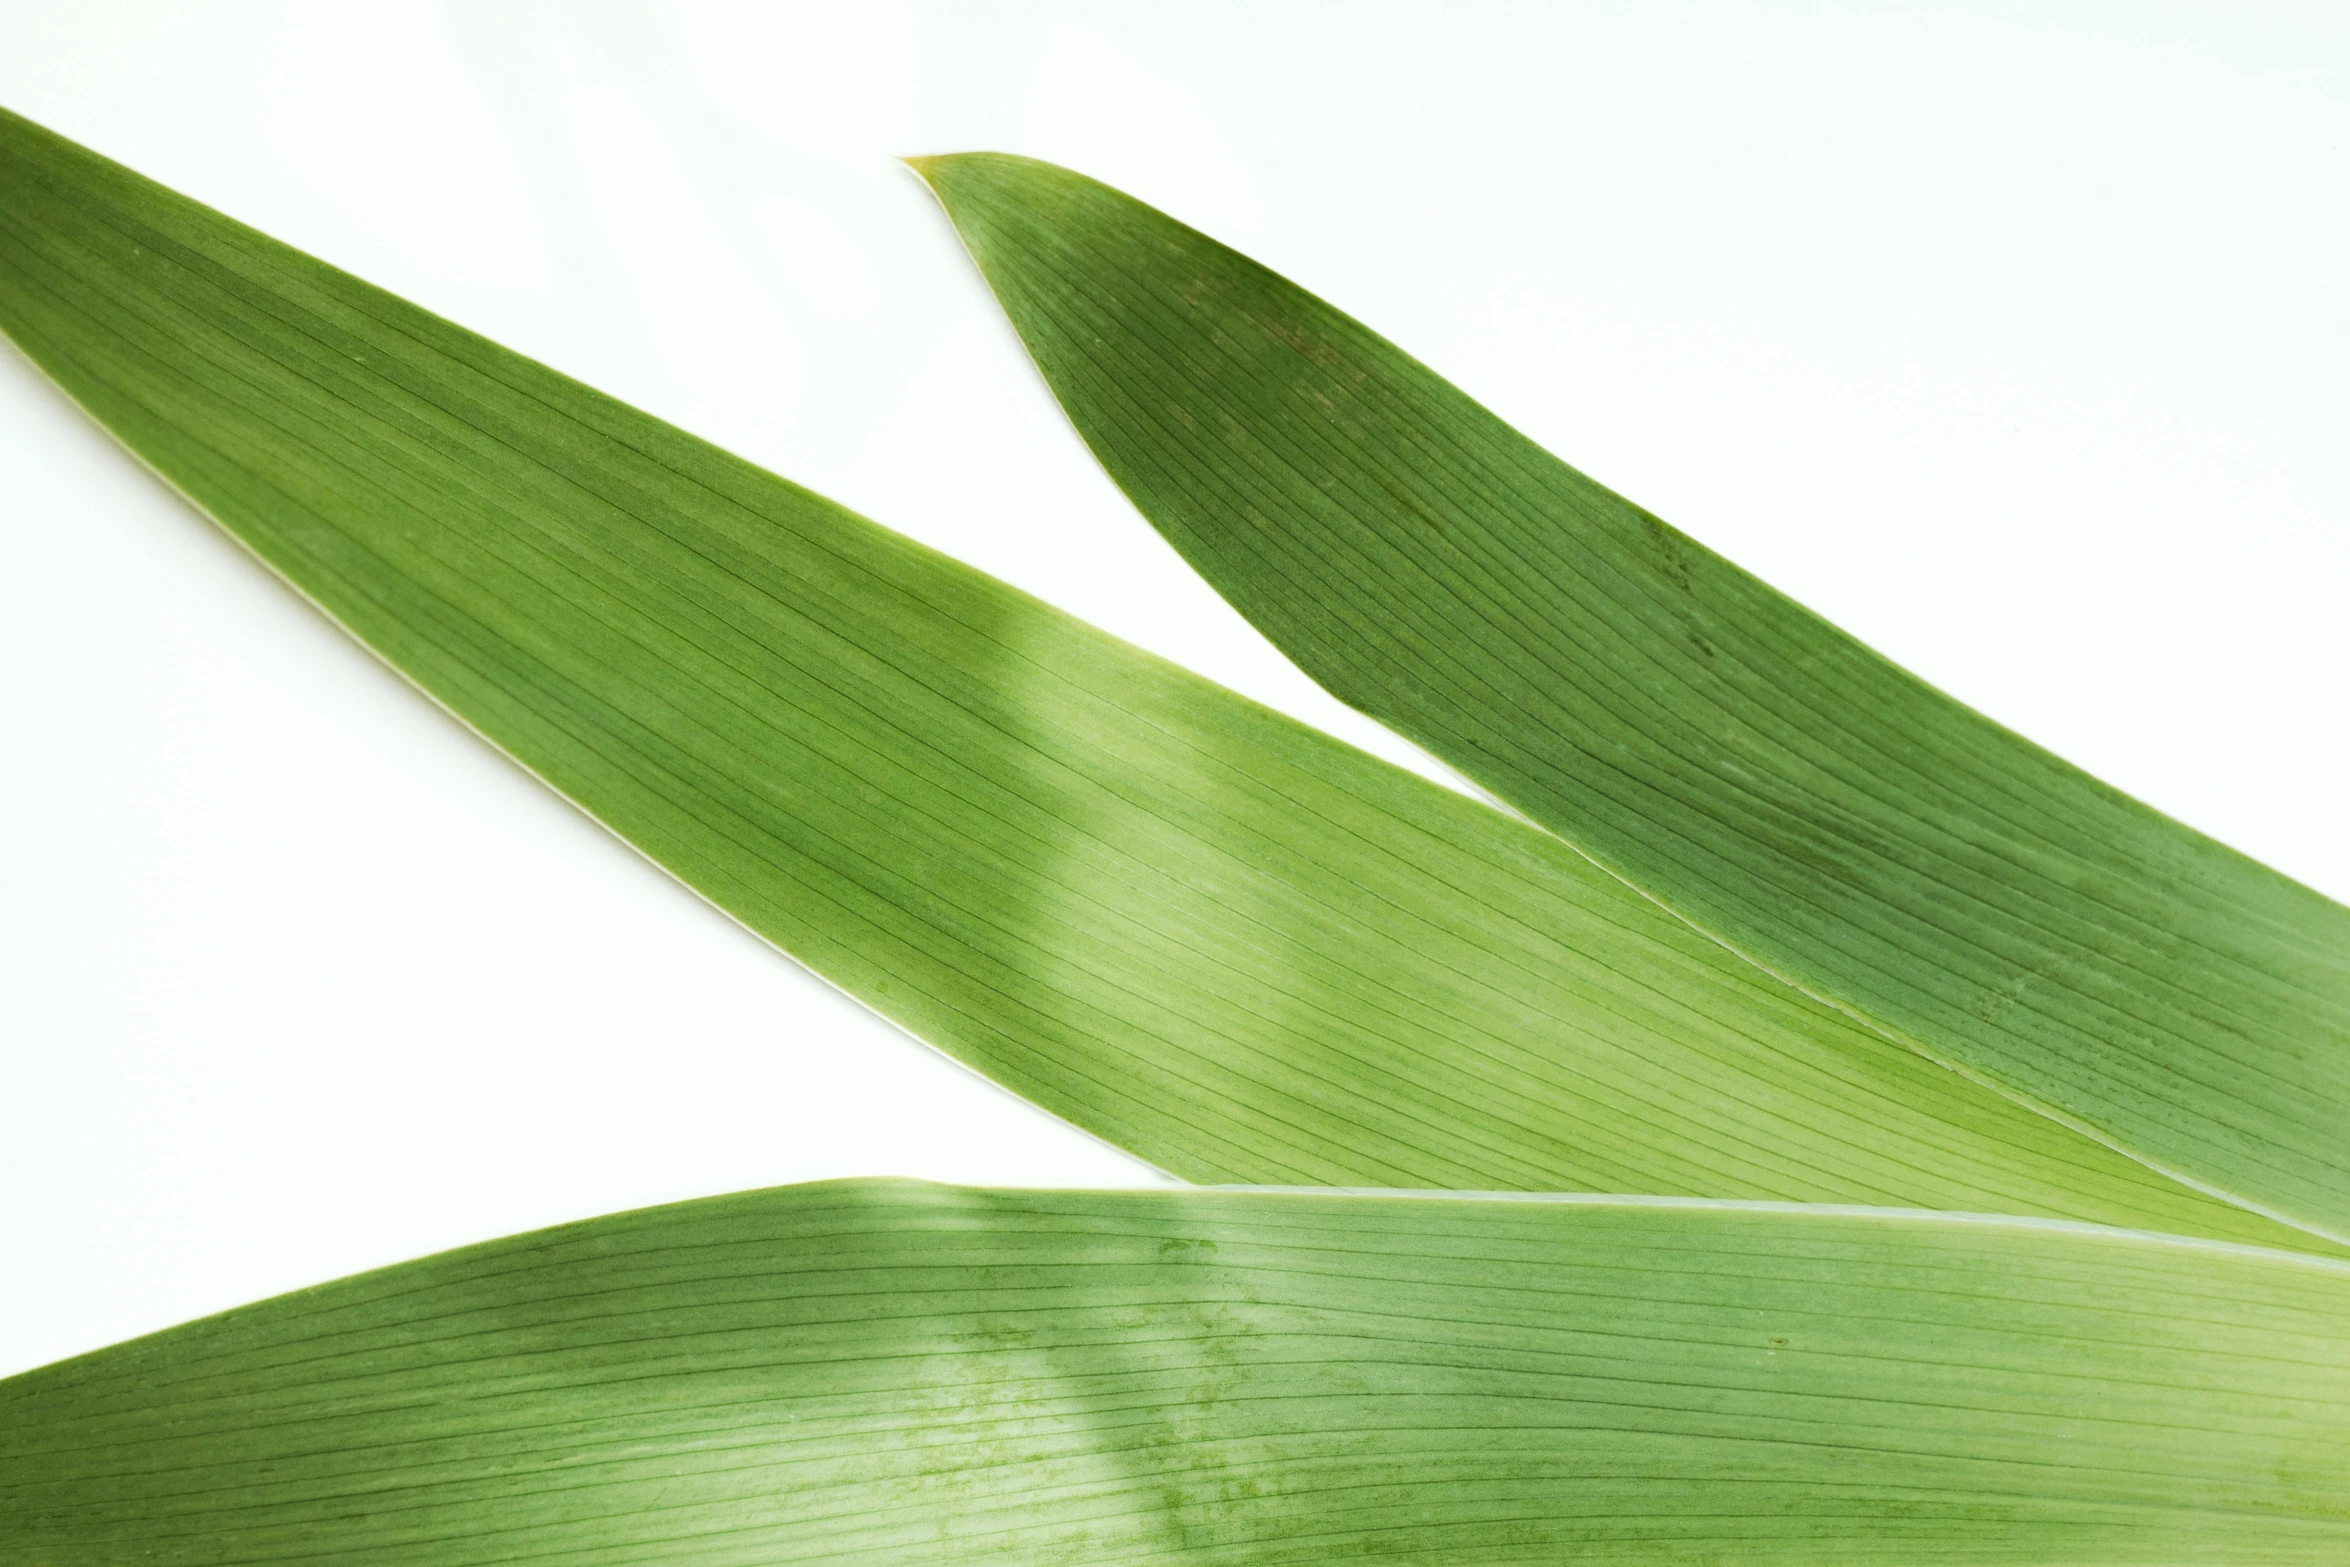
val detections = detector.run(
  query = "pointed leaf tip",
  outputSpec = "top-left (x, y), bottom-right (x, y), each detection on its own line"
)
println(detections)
top-left (928, 152), bottom-right (2350, 1247)
top-left (5, 110), bottom-right (2337, 1253)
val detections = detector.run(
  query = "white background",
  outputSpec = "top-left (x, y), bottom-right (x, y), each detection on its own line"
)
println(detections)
top-left (3, 2), bottom-right (2344, 1378)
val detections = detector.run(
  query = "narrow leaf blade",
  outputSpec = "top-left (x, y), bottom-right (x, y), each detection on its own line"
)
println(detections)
top-left (0, 109), bottom-right (2316, 1244)
top-left (916, 152), bottom-right (2350, 1243)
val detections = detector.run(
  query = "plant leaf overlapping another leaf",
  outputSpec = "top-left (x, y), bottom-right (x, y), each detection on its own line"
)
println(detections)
top-left (915, 152), bottom-right (2350, 1246)
top-left (0, 109), bottom-right (2315, 1245)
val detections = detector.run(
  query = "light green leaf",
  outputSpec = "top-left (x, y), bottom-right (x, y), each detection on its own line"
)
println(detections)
top-left (0, 108), bottom-right (2316, 1245)
top-left (914, 152), bottom-right (2350, 1245)
top-left (7, 1179), bottom-right (2350, 1563)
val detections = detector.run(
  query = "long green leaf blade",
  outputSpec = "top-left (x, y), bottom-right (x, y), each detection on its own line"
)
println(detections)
top-left (8, 1179), bottom-right (2350, 1563)
top-left (915, 152), bottom-right (2350, 1243)
top-left (0, 108), bottom-right (2314, 1244)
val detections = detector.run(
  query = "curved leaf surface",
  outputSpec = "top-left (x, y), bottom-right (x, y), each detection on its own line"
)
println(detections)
top-left (916, 152), bottom-right (2350, 1243)
top-left (0, 109), bottom-right (2316, 1243)
top-left (9, 1180), bottom-right (2350, 1564)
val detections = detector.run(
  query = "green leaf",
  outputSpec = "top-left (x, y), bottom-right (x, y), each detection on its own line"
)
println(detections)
top-left (913, 152), bottom-right (2350, 1246)
top-left (0, 107), bottom-right (2317, 1246)
top-left (7, 1179), bottom-right (2349, 1563)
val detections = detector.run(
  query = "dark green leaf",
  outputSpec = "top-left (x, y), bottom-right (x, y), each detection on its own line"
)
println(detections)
top-left (0, 109), bottom-right (2313, 1243)
top-left (916, 152), bottom-right (2350, 1245)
